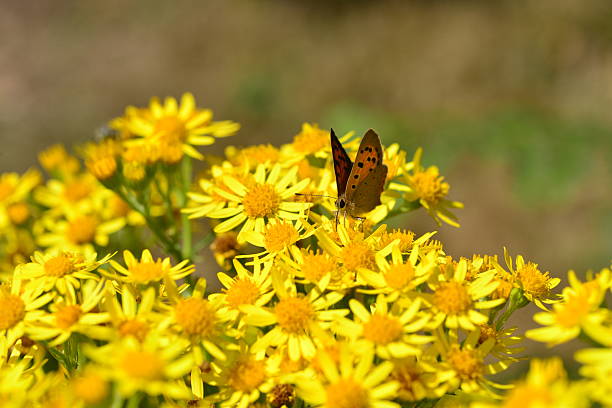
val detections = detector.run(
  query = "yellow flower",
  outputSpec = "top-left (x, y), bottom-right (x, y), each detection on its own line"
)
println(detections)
top-left (293, 345), bottom-right (400, 408)
top-left (467, 323), bottom-right (524, 363)
top-left (242, 271), bottom-right (347, 361)
top-left (425, 259), bottom-right (505, 330)
top-left (242, 218), bottom-right (315, 262)
top-left (29, 279), bottom-right (112, 346)
top-left (111, 92), bottom-right (239, 161)
top-left (285, 248), bottom-right (339, 291)
top-left (84, 335), bottom-right (194, 399)
top-left (71, 368), bottom-right (110, 405)
top-left (17, 250), bottom-right (111, 297)
top-left (526, 268), bottom-right (611, 346)
top-left (38, 144), bottom-right (80, 176)
top-left (0, 169), bottom-right (41, 229)
top-left (108, 249), bottom-right (194, 286)
top-left (389, 148), bottom-right (463, 227)
top-left (502, 248), bottom-right (561, 310)
top-left (34, 173), bottom-right (99, 215)
top-left (104, 284), bottom-right (161, 342)
top-left (0, 357), bottom-right (35, 406)
top-left (210, 231), bottom-right (246, 270)
top-left (390, 356), bottom-right (449, 402)
top-left (204, 164), bottom-right (312, 241)
top-left (226, 144), bottom-right (281, 169)
top-left (337, 295), bottom-right (432, 359)
top-left (0, 279), bottom-right (52, 351)
top-left (575, 348), bottom-right (612, 407)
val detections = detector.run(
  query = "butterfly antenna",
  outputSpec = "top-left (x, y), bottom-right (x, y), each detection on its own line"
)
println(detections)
top-left (294, 193), bottom-right (337, 199)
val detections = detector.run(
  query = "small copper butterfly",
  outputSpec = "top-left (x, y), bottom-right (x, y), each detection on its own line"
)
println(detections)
top-left (331, 128), bottom-right (388, 224)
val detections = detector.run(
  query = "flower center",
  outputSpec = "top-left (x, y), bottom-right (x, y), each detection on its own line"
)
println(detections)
top-left (477, 324), bottom-right (497, 345)
top-left (63, 180), bottom-right (93, 203)
top-left (227, 357), bottom-right (266, 392)
top-left (44, 253), bottom-right (75, 277)
top-left (211, 232), bottom-right (240, 255)
top-left (120, 350), bottom-right (164, 380)
top-left (409, 168), bottom-right (448, 204)
top-left (242, 183), bottom-right (280, 218)
top-left (225, 278), bottom-right (260, 309)
top-left (72, 372), bottom-right (109, 405)
top-left (392, 361), bottom-right (422, 401)
top-left (174, 298), bottom-right (216, 337)
top-left (503, 385), bottom-right (553, 408)
top-left (87, 154), bottom-right (117, 181)
top-left (129, 261), bottom-right (167, 283)
top-left (0, 180), bottom-right (15, 201)
top-left (363, 314), bottom-right (403, 345)
top-left (293, 127), bottom-right (328, 154)
top-left (433, 281), bottom-right (471, 314)
top-left (232, 144), bottom-right (280, 168)
top-left (326, 379), bottom-right (369, 408)
top-left (446, 346), bottom-right (483, 380)
top-left (66, 215), bottom-right (98, 245)
top-left (264, 221), bottom-right (299, 252)
top-left (494, 277), bottom-right (513, 300)
top-left (516, 263), bottom-right (550, 299)
top-left (301, 251), bottom-right (336, 282)
top-left (0, 294), bottom-right (26, 330)
top-left (7, 202), bottom-right (30, 225)
top-left (154, 116), bottom-right (185, 144)
top-left (384, 263), bottom-right (415, 290)
top-left (118, 319), bottom-right (149, 342)
top-left (379, 229), bottom-right (415, 252)
top-left (274, 296), bottom-right (314, 333)
top-left (555, 294), bottom-right (591, 328)
top-left (340, 241), bottom-right (375, 272)
top-left (111, 195), bottom-right (130, 218)
top-left (268, 384), bottom-right (296, 408)
top-left (55, 305), bottom-right (82, 329)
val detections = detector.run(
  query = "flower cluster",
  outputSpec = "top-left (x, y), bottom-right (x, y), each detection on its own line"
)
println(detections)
top-left (0, 94), bottom-right (610, 408)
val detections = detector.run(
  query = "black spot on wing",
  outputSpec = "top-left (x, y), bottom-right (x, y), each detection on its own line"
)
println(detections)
top-left (357, 162), bottom-right (364, 168)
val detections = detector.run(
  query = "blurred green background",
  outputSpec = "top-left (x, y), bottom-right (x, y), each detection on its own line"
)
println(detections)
top-left (1, 1), bottom-right (610, 366)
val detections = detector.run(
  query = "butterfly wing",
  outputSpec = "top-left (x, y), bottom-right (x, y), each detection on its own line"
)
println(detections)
top-left (344, 129), bottom-right (384, 203)
top-left (330, 128), bottom-right (352, 196)
top-left (350, 163), bottom-right (388, 215)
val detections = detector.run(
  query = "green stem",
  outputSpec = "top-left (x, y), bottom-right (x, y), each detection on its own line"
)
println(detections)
top-left (110, 386), bottom-right (124, 408)
top-left (179, 156), bottom-right (193, 261)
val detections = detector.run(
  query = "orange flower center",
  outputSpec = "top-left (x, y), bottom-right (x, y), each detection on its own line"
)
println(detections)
top-left (264, 221), bottom-right (299, 252)
top-left (274, 296), bottom-right (314, 333)
top-left (154, 116), bottom-right (186, 144)
top-left (228, 357), bottom-right (266, 392)
top-left (326, 379), bottom-right (369, 408)
top-left (66, 216), bottom-right (98, 245)
top-left (118, 319), bottom-right (149, 342)
top-left (72, 372), bottom-right (109, 405)
top-left (433, 281), bottom-right (471, 314)
top-left (301, 251), bottom-right (336, 282)
top-left (243, 183), bottom-right (280, 218)
top-left (409, 167), bottom-right (449, 204)
top-left (44, 253), bottom-right (75, 277)
top-left (225, 278), bottom-right (260, 309)
top-left (384, 263), bottom-right (415, 290)
top-left (446, 346), bottom-right (483, 380)
top-left (340, 241), bottom-right (375, 272)
top-left (7, 202), bottom-right (30, 225)
top-left (174, 298), bottom-right (216, 337)
top-left (55, 305), bottom-right (82, 329)
top-left (0, 294), bottom-right (26, 330)
top-left (129, 261), bottom-right (167, 283)
top-left (120, 350), bottom-right (164, 380)
top-left (363, 314), bottom-right (403, 345)
top-left (555, 293), bottom-right (591, 328)
top-left (516, 263), bottom-right (551, 299)
top-left (63, 180), bottom-right (93, 203)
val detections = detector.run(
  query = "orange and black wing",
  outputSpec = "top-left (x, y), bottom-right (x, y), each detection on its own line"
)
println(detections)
top-left (344, 129), bottom-right (384, 202)
top-left (330, 128), bottom-right (353, 196)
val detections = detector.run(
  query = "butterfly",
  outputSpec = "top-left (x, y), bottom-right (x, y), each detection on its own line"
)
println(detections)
top-left (331, 128), bottom-right (388, 225)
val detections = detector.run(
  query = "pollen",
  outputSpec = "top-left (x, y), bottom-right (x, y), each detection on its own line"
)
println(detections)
top-left (384, 263), bottom-right (415, 290)
top-left (340, 241), bottom-right (375, 272)
top-left (268, 384), bottom-right (296, 408)
top-left (44, 253), bottom-right (75, 277)
top-left (120, 350), bottom-right (164, 380)
top-left (326, 379), bottom-right (369, 408)
top-left (555, 294), bottom-right (590, 328)
top-left (225, 277), bottom-right (260, 309)
top-left (0, 293), bottom-right (26, 330)
top-left (275, 295), bottom-right (315, 333)
top-left (154, 116), bottom-right (186, 143)
top-left (66, 215), bottom-right (98, 245)
top-left (409, 167), bottom-right (449, 205)
top-left (264, 221), bottom-right (299, 252)
top-left (227, 357), bottom-right (266, 392)
top-left (516, 262), bottom-right (551, 299)
top-left (72, 372), bottom-right (109, 405)
top-left (129, 260), bottom-right (167, 283)
top-left (301, 250), bottom-right (336, 282)
top-left (433, 281), bottom-right (471, 315)
top-left (7, 202), bottom-right (30, 225)
top-left (175, 298), bottom-right (216, 337)
top-left (243, 183), bottom-right (280, 218)
top-left (446, 345), bottom-right (483, 380)
top-left (363, 313), bottom-right (403, 345)
top-left (477, 324), bottom-right (498, 345)
top-left (118, 319), bottom-right (149, 342)
top-left (379, 229), bottom-right (415, 252)
top-left (63, 180), bottom-right (93, 203)
top-left (55, 305), bottom-right (82, 329)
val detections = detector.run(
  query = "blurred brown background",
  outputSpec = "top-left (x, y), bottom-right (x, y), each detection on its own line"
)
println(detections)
top-left (1, 0), bottom-right (611, 369)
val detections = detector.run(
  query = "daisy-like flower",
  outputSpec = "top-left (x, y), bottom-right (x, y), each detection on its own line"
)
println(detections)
top-left (17, 250), bottom-right (112, 298)
top-left (34, 173), bottom-right (100, 216)
top-left (241, 218), bottom-right (315, 262)
top-left (111, 92), bottom-right (240, 161)
top-left (292, 345), bottom-right (401, 408)
top-left (336, 295), bottom-right (432, 359)
top-left (575, 348), bottom-right (612, 407)
top-left (285, 123), bottom-right (357, 161)
top-left (0, 279), bottom-right (53, 349)
top-left (525, 268), bottom-right (611, 346)
top-left (104, 284), bottom-right (161, 342)
top-left (38, 144), bottom-right (80, 176)
top-left (209, 258), bottom-right (274, 324)
top-left (0, 169), bottom-right (41, 230)
top-left (206, 344), bottom-right (275, 407)
top-left (84, 334), bottom-right (194, 399)
top-left (204, 164), bottom-right (312, 241)
top-left (390, 355), bottom-right (450, 402)
top-left (468, 323), bottom-right (524, 362)
top-left (433, 329), bottom-right (510, 395)
top-left (29, 279), bottom-right (112, 346)
top-left (502, 248), bottom-right (561, 310)
top-left (108, 249), bottom-right (194, 286)
top-left (241, 270), bottom-right (348, 361)
top-left (424, 259), bottom-right (505, 331)
top-left (70, 367), bottom-right (110, 406)
top-left (226, 144), bottom-right (281, 170)
top-left (284, 247), bottom-right (339, 291)
top-left (389, 147), bottom-right (463, 227)
top-left (0, 357), bottom-right (35, 406)
top-left (359, 238), bottom-right (437, 301)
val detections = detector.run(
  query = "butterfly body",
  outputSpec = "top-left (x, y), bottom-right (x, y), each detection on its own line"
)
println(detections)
top-left (331, 128), bottom-right (388, 223)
